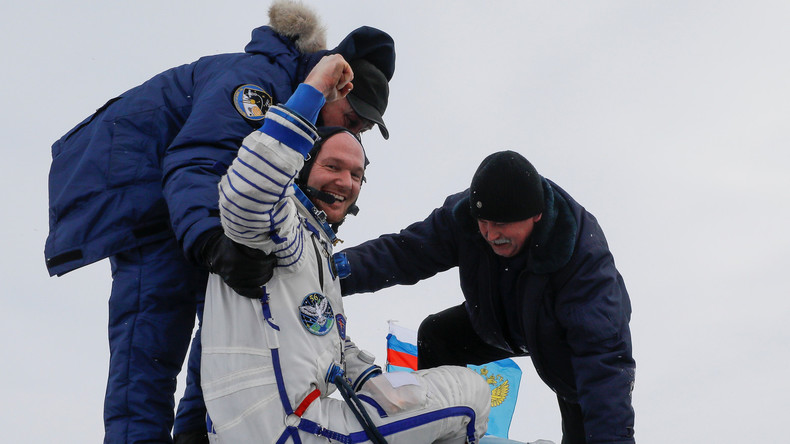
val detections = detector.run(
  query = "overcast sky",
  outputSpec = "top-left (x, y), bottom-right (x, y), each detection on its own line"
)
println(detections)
top-left (3, 1), bottom-right (789, 442)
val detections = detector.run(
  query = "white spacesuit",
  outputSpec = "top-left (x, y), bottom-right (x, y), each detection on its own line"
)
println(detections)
top-left (200, 95), bottom-right (491, 443)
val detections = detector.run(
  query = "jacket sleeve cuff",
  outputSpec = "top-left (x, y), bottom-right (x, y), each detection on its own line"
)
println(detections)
top-left (283, 83), bottom-right (325, 123)
top-left (352, 365), bottom-right (382, 392)
top-left (183, 217), bottom-right (223, 265)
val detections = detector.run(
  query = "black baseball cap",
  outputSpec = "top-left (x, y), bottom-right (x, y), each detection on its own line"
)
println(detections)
top-left (347, 59), bottom-right (389, 139)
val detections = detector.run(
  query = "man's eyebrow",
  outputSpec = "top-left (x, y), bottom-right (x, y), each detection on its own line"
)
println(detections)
top-left (319, 155), bottom-right (364, 168)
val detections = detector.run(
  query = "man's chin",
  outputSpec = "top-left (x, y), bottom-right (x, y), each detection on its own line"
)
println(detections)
top-left (316, 203), bottom-right (341, 222)
top-left (490, 243), bottom-right (516, 257)
top-left (325, 211), bottom-right (346, 226)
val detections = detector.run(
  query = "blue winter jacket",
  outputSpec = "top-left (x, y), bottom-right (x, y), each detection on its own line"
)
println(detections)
top-left (45, 26), bottom-right (395, 276)
top-left (341, 179), bottom-right (636, 443)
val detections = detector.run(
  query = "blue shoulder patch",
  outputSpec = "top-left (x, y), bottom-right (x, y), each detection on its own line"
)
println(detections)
top-left (335, 313), bottom-right (346, 340)
top-left (232, 84), bottom-right (272, 121)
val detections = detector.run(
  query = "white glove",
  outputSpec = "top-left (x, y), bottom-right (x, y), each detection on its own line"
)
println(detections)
top-left (343, 337), bottom-right (382, 391)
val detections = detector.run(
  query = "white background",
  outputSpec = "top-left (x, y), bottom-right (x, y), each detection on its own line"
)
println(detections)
top-left (2, 1), bottom-right (789, 442)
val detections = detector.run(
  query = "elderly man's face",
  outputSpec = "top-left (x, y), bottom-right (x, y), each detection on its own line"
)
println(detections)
top-left (306, 132), bottom-right (366, 224)
top-left (477, 214), bottom-right (543, 257)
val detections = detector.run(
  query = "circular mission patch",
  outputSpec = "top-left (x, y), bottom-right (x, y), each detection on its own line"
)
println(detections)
top-left (232, 84), bottom-right (272, 121)
top-left (298, 293), bottom-right (335, 336)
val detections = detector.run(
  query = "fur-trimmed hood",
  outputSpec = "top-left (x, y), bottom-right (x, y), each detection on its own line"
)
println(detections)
top-left (268, 0), bottom-right (327, 53)
top-left (246, 1), bottom-right (395, 83)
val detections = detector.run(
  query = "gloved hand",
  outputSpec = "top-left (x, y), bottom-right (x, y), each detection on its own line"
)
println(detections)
top-left (343, 337), bottom-right (382, 392)
top-left (199, 228), bottom-right (276, 298)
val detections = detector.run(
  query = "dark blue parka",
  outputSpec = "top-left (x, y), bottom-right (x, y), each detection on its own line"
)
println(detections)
top-left (341, 179), bottom-right (636, 443)
top-left (45, 25), bottom-right (395, 276)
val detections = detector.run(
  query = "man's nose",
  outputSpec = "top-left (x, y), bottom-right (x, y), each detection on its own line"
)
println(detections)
top-left (480, 222), bottom-right (497, 241)
top-left (336, 170), bottom-right (353, 189)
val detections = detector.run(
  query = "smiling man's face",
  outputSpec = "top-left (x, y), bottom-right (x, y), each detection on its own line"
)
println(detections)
top-left (306, 132), bottom-right (365, 224)
top-left (477, 214), bottom-right (542, 257)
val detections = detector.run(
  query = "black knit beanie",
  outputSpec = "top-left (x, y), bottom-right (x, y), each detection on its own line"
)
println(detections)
top-left (469, 150), bottom-right (544, 222)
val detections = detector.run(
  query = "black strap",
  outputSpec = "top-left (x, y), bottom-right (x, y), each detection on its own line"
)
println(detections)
top-left (310, 236), bottom-right (324, 292)
top-left (333, 374), bottom-right (387, 444)
top-left (46, 249), bottom-right (84, 269)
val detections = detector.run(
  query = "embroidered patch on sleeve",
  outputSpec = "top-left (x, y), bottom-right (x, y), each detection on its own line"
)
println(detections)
top-left (335, 314), bottom-right (346, 340)
top-left (299, 293), bottom-right (335, 336)
top-left (232, 84), bottom-right (272, 121)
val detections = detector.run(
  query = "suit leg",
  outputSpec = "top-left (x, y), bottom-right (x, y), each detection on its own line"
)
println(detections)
top-left (105, 237), bottom-right (206, 444)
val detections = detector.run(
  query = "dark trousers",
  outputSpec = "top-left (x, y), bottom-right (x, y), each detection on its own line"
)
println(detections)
top-left (418, 303), bottom-right (586, 444)
top-left (106, 237), bottom-right (207, 443)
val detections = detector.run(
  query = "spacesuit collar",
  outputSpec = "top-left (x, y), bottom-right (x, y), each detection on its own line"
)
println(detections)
top-left (293, 184), bottom-right (339, 245)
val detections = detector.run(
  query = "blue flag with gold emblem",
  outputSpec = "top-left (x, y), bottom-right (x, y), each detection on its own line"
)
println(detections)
top-left (468, 358), bottom-right (522, 439)
top-left (385, 323), bottom-right (522, 438)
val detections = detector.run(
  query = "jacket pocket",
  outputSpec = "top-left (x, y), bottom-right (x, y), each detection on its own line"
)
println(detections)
top-left (107, 112), bottom-right (162, 188)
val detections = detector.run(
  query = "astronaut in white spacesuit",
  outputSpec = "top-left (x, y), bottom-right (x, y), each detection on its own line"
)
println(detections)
top-left (200, 54), bottom-right (491, 443)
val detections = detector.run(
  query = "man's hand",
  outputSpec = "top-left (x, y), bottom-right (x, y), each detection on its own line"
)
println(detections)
top-left (200, 229), bottom-right (276, 298)
top-left (304, 54), bottom-right (354, 102)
